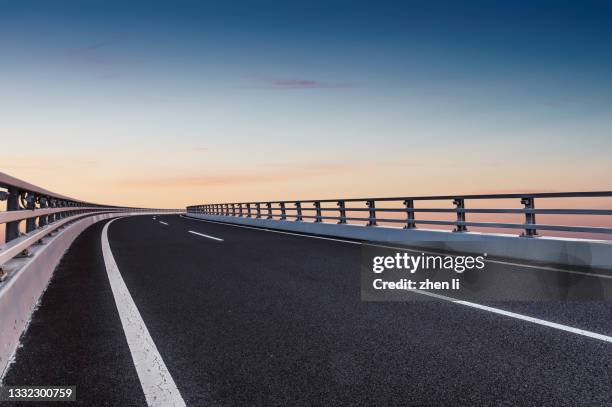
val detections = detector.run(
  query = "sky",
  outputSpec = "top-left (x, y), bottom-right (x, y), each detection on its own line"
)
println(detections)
top-left (1, 0), bottom-right (612, 208)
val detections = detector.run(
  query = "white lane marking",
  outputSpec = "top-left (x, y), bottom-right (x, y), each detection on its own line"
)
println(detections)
top-left (483, 258), bottom-right (612, 279)
top-left (180, 216), bottom-right (610, 279)
top-left (181, 215), bottom-right (612, 343)
top-left (159, 221), bottom-right (168, 226)
top-left (180, 215), bottom-right (360, 245)
top-left (101, 218), bottom-right (186, 407)
top-left (412, 289), bottom-right (612, 343)
top-left (368, 243), bottom-right (612, 280)
top-left (188, 230), bottom-right (224, 242)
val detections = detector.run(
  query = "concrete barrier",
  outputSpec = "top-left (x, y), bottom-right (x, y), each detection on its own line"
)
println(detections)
top-left (0, 212), bottom-right (177, 379)
top-left (186, 214), bottom-right (612, 271)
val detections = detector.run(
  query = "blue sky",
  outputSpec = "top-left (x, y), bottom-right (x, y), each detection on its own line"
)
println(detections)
top-left (1, 1), bottom-right (611, 206)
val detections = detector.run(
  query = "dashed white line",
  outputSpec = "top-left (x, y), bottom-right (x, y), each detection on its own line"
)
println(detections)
top-left (180, 215), bottom-right (359, 245)
top-left (188, 230), bottom-right (224, 242)
top-left (159, 221), bottom-right (168, 226)
top-left (101, 218), bottom-right (186, 407)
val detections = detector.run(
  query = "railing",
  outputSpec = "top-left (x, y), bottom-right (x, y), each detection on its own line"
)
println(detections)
top-left (0, 171), bottom-right (177, 272)
top-left (186, 191), bottom-right (612, 238)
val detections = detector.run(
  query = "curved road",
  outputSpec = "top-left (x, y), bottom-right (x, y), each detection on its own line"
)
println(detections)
top-left (3, 215), bottom-right (612, 406)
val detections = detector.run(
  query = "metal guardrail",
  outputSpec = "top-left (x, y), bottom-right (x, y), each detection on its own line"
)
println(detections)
top-left (186, 191), bottom-right (612, 238)
top-left (0, 171), bottom-right (179, 270)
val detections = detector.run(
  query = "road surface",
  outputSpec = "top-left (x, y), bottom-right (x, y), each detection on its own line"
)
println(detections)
top-left (3, 215), bottom-right (612, 406)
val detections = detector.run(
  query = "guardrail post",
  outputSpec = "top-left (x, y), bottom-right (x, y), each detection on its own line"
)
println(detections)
top-left (256, 203), bottom-right (262, 218)
top-left (56, 200), bottom-right (63, 219)
top-left (238, 203), bottom-right (244, 217)
top-left (453, 198), bottom-right (467, 232)
top-left (231, 204), bottom-right (236, 216)
top-left (57, 201), bottom-right (64, 220)
top-left (521, 197), bottom-right (538, 237)
top-left (25, 193), bottom-right (37, 232)
top-left (314, 201), bottom-right (322, 222)
top-left (47, 198), bottom-right (55, 224)
top-left (246, 203), bottom-right (252, 217)
top-left (337, 200), bottom-right (346, 224)
top-left (225, 204), bottom-right (230, 216)
top-left (5, 187), bottom-right (20, 242)
top-left (403, 199), bottom-right (415, 228)
top-left (266, 202), bottom-right (273, 219)
top-left (280, 202), bottom-right (287, 220)
top-left (38, 197), bottom-right (48, 227)
top-left (51, 199), bottom-right (59, 222)
top-left (47, 199), bottom-right (54, 223)
top-left (295, 202), bottom-right (303, 221)
top-left (366, 200), bottom-right (377, 226)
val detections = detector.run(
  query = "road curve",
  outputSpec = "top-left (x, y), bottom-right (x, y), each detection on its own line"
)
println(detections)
top-left (3, 215), bottom-right (612, 406)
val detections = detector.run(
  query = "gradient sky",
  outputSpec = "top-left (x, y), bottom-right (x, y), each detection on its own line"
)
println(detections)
top-left (1, 0), bottom-right (611, 208)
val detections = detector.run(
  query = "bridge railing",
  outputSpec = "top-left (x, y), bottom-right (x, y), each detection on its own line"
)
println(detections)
top-left (0, 171), bottom-right (176, 270)
top-left (186, 191), bottom-right (612, 238)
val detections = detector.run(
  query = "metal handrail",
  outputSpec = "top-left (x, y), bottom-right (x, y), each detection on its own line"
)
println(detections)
top-left (0, 171), bottom-right (134, 242)
top-left (189, 191), bottom-right (612, 206)
top-left (0, 210), bottom-right (112, 266)
top-left (186, 191), bottom-right (612, 238)
top-left (0, 206), bottom-right (105, 224)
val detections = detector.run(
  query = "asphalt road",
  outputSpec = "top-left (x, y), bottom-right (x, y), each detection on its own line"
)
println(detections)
top-left (3, 215), bottom-right (612, 406)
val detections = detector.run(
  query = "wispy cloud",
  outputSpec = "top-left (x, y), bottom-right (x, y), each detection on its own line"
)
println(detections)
top-left (2, 156), bottom-right (100, 171)
top-left (249, 77), bottom-right (351, 89)
top-left (116, 164), bottom-right (353, 188)
top-left (269, 79), bottom-right (349, 89)
top-left (70, 33), bottom-right (127, 55)
top-left (66, 34), bottom-right (130, 78)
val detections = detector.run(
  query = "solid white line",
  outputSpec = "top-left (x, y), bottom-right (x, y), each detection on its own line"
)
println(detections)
top-left (101, 218), bottom-right (186, 407)
top-left (180, 215), bottom-right (360, 245)
top-left (412, 289), bottom-right (612, 343)
top-left (188, 230), bottom-right (224, 242)
top-left (484, 258), bottom-right (612, 279)
top-left (181, 215), bottom-right (612, 343)
top-left (181, 216), bottom-right (610, 279)
top-left (368, 243), bottom-right (612, 280)
top-left (159, 221), bottom-right (168, 226)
